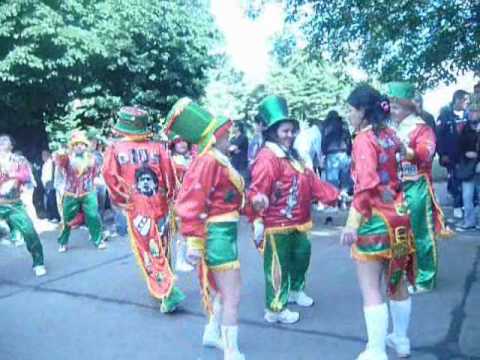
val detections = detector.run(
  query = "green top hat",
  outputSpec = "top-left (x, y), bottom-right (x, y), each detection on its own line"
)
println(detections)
top-left (386, 82), bottom-right (415, 101)
top-left (113, 106), bottom-right (150, 135)
top-left (166, 98), bottom-right (230, 149)
top-left (258, 95), bottom-right (297, 129)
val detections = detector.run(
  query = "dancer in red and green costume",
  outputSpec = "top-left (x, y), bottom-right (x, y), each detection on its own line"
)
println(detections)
top-left (103, 107), bottom-right (185, 313)
top-left (341, 84), bottom-right (416, 360)
top-left (247, 95), bottom-right (340, 324)
top-left (167, 99), bottom-right (245, 360)
top-left (387, 82), bottom-right (452, 294)
top-left (0, 134), bottom-right (46, 277)
top-left (55, 131), bottom-right (107, 252)
top-left (170, 135), bottom-right (195, 272)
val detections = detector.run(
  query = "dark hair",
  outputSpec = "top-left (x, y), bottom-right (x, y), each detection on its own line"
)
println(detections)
top-left (135, 166), bottom-right (159, 186)
top-left (347, 84), bottom-right (389, 133)
top-left (233, 121), bottom-right (246, 135)
top-left (263, 120), bottom-right (301, 160)
top-left (452, 90), bottom-right (469, 104)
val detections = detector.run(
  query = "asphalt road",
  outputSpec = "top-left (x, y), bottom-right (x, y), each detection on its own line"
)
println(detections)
top-left (0, 209), bottom-right (479, 360)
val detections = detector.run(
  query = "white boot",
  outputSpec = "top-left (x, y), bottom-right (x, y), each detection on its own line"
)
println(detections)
top-left (202, 296), bottom-right (223, 349)
top-left (387, 298), bottom-right (411, 358)
top-left (221, 326), bottom-right (245, 360)
top-left (288, 291), bottom-right (314, 307)
top-left (356, 303), bottom-right (388, 360)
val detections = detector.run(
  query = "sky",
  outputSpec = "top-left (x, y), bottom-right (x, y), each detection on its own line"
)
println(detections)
top-left (210, 1), bottom-right (476, 116)
top-left (210, 0), bottom-right (283, 84)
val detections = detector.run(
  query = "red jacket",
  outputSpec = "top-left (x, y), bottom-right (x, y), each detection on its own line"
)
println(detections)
top-left (347, 126), bottom-right (403, 226)
top-left (397, 115), bottom-right (436, 181)
top-left (103, 139), bottom-right (175, 220)
top-left (247, 142), bottom-right (339, 231)
top-left (175, 149), bottom-right (244, 240)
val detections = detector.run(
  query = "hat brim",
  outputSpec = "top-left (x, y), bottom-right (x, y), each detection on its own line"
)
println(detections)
top-left (112, 125), bottom-right (150, 136)
top-left (266, 117), bottom-right (299, 130)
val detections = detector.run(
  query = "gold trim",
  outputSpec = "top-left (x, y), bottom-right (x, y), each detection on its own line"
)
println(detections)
top-left (265, 221), bottom-right (313, 235)
top-left (209, 260), bottom-right (240, 272)
top-left (209, 149), bottom-right (245, 201)
top-left (186, 236), bottom-right (205, 251)
top-left (207, 211), bottom-right (240, 223)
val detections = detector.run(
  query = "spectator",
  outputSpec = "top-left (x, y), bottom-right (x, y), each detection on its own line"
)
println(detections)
top-left (229, 121), bottom-right (249, 181)
top-left (41, 150), bottom-right (60, 222)
top-left (321, 111), bottom-right (353, 201)
top-left (456, 95), bottom-right (480, 231)
top-left (293, 117), bottom-right (322, 172)
top-left (247, 115), bottom-right (264, 169)
top-left (436, 89), bottom-right (470, 219)
top-left (87, 128), bottom-right (107, 221)
top-left (413, 93), bottom-right (436, 131)
top-left (474, 82), bottom-right (480, 96)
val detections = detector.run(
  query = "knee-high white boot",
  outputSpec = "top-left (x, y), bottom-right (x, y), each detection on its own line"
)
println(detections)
top-left (387, 297), bottom-right (411, 358)
top-left (202, 295), bottom-right (223, 349)
top-left (357, 303), bottom-right (388, 360)
top-left (221, 325), bottom-right (245, 360)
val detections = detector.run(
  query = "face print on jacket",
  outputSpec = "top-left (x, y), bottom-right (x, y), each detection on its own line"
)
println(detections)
top-left (135, 166), bottom-right (159, 197)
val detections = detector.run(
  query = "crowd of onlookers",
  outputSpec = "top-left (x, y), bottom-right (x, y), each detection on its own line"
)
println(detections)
top-left (239, 82), bottom-right (480, 230)
top-left (2, 82), bottom-right (480, 246)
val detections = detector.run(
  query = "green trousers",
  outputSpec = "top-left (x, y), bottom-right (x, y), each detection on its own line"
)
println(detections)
top-left (0, 202), bottom-right (44, 266)
top-left (404, 178), bottom-right (437, 290)
top-left (264, 230), bottom-right (311, 312)
top-left (58, 192), bottom-right (103, 246)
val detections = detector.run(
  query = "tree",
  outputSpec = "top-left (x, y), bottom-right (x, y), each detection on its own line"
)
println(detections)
top-left (0, 0), bottom-right (220, 150)
top-left (266, 51), bottom-right (352, 124)
top-left (284, 0), bottom-right (480, 88)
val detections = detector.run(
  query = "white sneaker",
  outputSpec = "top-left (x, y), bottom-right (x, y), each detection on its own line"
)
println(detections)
top-left (264, 308), bottom-right (299, 324)
top-left (58, 245), bottom-right (68, 253)
top-left (33, 265), bottom-right (47, 277)
top-left (97, 241), bottom-right (107, 250)
top-left (224, 350), bottom-right (246, 360)
top-left (288, 291), bottom-right (314, 307)
top-left (386, 334), bottom-right (411, 358)
top-left (407, 285), bottom-right (430, 295)
top-left (453, 208), bottom-right (463, 219)
top-left (202, 323), bottom-right (223, 350)
top-left (356, 348), bottom-right (388, 360)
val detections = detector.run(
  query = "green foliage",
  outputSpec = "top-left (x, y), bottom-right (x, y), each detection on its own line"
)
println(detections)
top-left (285, 0), bottom-right (480, 89)
top-left (0, 0), bottom-right (220, 146)
top-left (267, 51), bottom-right (352, 124)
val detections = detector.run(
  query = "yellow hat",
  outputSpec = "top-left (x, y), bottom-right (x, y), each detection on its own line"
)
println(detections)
top-left (69, 130), bottom-right (90, 147)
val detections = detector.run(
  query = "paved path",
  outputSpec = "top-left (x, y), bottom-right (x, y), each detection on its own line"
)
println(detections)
top-left (0, 209), bottom-right (479, 360)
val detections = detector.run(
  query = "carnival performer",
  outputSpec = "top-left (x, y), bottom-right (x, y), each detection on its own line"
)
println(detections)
top-left (0, 134), bottom-right (46, 277)
top-left (103, 107), bottom-right (185, 313)
top-left (168, 99), bottom-right (245, 360)
top-left (55, 131), bottom-right (107, 252)
top-left (387, 82), bottom-right (451, 294)
top-left (247, 95), bottom-right (340, 324)
top-left (170, 135), bottom-right (194, 272)
top-left (340, 84), bottom-right (416, 360)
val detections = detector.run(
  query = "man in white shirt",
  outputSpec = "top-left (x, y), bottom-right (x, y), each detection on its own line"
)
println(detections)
top-left (293, 119), bottom-right (323, 172)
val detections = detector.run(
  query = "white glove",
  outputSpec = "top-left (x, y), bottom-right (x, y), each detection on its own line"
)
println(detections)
top-left (186, 247), bottom-right (202, 266)
top-left (253, 221), bottom-right (265, 247)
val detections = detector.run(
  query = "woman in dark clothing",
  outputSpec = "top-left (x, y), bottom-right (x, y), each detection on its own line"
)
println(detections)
top-left (457, 96), bottom-right (480, 231)
top-left (321, 111), bottom-right (353, 199)
top-left (229, 121), bottom-right (249, 182)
